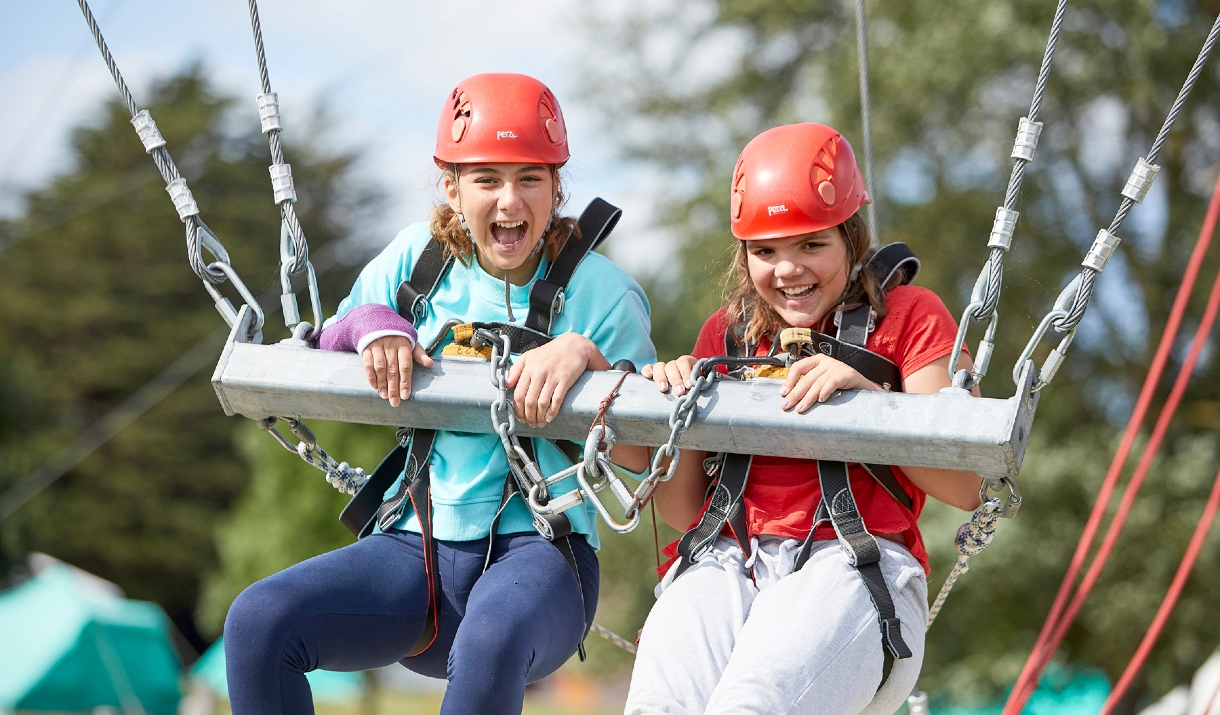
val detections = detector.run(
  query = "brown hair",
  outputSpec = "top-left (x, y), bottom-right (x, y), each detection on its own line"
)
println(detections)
top-left (427, 164), bottom-right (579, 265)
top-left (725, 212), bottom-right (894, 345)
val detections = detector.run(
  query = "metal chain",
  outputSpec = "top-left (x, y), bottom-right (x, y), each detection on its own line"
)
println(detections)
top-left (256, 416), bottom-right (368, 495)
top-left (480, 331), bottom-right (713, 533)
top-left (853, 0), bottom-right (879, 246)
top-left (948, 0), bottom-right (1068, 390)
top-left (246, 0), bottom-right (322, 335)
top-left (73, 0), bottom-right (265, 339)
top-left (1016, 11), bottom-right (1220, 391)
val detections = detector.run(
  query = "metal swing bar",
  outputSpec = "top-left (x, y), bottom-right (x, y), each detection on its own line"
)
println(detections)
top-left (213, 308), bottom-right (1041, 480)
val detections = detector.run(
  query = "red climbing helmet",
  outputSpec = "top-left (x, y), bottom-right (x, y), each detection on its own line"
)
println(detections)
top-left (730, 123), bottom-right (869, 241)
top-left (434, 73), bottom-right (569, 166)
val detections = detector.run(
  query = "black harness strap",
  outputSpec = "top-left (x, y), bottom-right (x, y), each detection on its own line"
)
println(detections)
top-left (673, 453), bottom-right (753, 580)
top-left (337, 429), bottom-right (441, 657)
top-left (525, 198), bottom-right (622, 335)
top-left (795, 461), bottom-right (913, 689)
top-left (396, 240), bottom-right (454, 325)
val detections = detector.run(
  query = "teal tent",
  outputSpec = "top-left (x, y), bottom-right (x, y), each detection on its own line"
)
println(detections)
top-left (0, 564), bottom-right (182, 714)
top-left (192, 637), bottom-right (362, 702)
top-left (934, 666), bottom-right (1110, 715)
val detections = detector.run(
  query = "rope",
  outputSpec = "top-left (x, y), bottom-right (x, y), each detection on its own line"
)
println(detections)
top-left (1057, 11), bottom-right (1220, 332)
top-left (925, 499), bottom-right (1002, 629)
top-left (852, 0), bottom-right (879, 246)
top-left (1003, 168), bottom-right (1220, 714)
top-left (589, 622), bottom-right (638, 655)
top-left (1100, 464), bottom-right (1220, 714)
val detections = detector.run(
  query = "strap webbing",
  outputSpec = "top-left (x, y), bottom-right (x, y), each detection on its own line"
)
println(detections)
top-left (488, 438), bottom-right (588, 660)
top-left (674, 453), bottom-right (753, 579)
top-left (339, 429), bottom-right (441, 657)
top-left (525, 198), bottom-right (622, 334)
top-left (798, 460), bottom-right (913, 690)
top-left (395, 240), bottom-right (453, 325)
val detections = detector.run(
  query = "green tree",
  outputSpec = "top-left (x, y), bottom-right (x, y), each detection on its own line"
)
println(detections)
top-left (580, 0), bottom-right (1220, 707)
top-left (0, 65), bottom-right (377, 651)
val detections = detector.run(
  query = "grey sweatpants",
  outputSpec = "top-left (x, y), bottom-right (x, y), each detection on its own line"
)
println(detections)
top-left (625, 536), bottom-right (927, 715)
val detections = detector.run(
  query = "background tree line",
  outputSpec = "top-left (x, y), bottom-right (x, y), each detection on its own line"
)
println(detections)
top-left (1, 0), bottom-right (1219, 710)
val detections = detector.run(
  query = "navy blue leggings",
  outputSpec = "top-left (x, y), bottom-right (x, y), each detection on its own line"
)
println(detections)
top-left (223, 530), bottom-right (598, 715)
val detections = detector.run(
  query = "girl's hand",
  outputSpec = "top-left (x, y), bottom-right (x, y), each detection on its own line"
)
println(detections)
top-left (780, 353), bottom-right (881, 412)
top-left (507, 333), bottom-right (609, 428)
top-left (363, 335), bottom-right (434, 407)
top-left (642, 355), bottom-right (698, 395)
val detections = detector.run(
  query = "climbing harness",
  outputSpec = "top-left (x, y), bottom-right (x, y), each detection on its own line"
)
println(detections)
top-left (671, 243), bottom-right (935, 691)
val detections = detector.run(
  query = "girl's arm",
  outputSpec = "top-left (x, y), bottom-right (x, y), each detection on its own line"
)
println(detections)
top-left (651, 448), bottom-right (711, 531)
top-left (772, 350), bottom-right (987, 512)
top-left (506, 333), bottom-right (651, 473)
top-left (896, 353), bottom-right (984, 511)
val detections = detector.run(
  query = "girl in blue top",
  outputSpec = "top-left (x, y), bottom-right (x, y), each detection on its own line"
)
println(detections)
top-left (224, 73), bottom-right (656, 715)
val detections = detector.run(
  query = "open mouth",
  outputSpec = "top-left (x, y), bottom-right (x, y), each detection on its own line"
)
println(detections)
top-left (489, 220), bottom-right (528, 250)
top-left (778, 284), bottom-right (816, 301)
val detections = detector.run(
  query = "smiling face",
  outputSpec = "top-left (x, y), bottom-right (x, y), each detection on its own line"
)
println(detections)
top-left (445, 162), bottom-right (556, 283)
top-left (744, 226), bottom-right (852, 329)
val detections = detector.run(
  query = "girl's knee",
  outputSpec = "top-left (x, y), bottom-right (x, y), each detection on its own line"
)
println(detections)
top-left (224, 575), bottom-right (297, 650)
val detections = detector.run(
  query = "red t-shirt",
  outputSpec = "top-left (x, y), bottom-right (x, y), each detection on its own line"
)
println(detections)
top-left (661, 285), bottom-right (963, 576)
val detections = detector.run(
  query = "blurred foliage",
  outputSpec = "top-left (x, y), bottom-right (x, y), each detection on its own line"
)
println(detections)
top-left (197, 420), bottom-right (396, 635)
top-left (0, 65), bottom-right (377, 651)
top-left (579, 0), bottom-right (1220, 707)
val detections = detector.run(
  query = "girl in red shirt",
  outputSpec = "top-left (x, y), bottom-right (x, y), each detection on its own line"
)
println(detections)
top-left (624, 124), bottom-right (983, 715)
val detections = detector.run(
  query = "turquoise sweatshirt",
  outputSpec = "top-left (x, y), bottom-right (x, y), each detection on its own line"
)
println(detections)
top-left (325, 222), bottom-right (656, 549)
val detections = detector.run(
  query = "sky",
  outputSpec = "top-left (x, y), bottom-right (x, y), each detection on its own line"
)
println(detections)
top-left (0, 0), bottom-right (673, 275)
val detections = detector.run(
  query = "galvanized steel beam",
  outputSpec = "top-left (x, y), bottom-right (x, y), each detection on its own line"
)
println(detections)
top-left (213, 309), bottom-right (1039, 478)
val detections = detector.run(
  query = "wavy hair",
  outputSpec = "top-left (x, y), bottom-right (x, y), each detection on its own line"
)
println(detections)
top-left (427, 164), bottom-right (579, 266)
top-left (725, 213), bottom-right (895, 345)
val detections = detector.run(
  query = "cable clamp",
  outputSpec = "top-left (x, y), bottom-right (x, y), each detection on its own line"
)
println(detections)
top-left (1121, 157), bottom-right (1160, 203)
top-left (166, 178), bottom-right (200, 221)
top-left (1011, 116), bottom-right (1043, 162)
top-left (130, 110), bottom-right (166, 153)
top-left (269, 163), bottom-right (297, 204)
top-left (1082, 229), bottom-right (1121, 272)
top-left (257, 92), bottom-right (283, 134)
top-left (987, 207), bottom-right (1020, 250)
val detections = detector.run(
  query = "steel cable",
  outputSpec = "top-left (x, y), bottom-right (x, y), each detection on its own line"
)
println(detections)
top-left (247, 0), bottom-right (310, 277)
top-left (1003, 167), bottom-right (1220, 715)
top-left (74, 0), bottom-right (229, 287)
top-left (853, 0), bottom-right (879, 246)
top-left (1057, 10), bottom-right (1220, 331)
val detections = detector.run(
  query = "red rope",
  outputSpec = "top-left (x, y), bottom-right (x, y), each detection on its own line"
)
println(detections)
top-left (1100, 464), bottom-right (1220, 714)
top-left (1004, 170), bottom-right (1220, 714)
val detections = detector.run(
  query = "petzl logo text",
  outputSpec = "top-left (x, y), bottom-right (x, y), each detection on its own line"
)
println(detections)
top-left (497, 131), bottom-right (518, 139)
top-left (767, 204), bottom-right (788, 216)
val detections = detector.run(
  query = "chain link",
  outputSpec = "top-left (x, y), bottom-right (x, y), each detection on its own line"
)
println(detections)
top-left (480, 332), bottom-right (714, 533)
